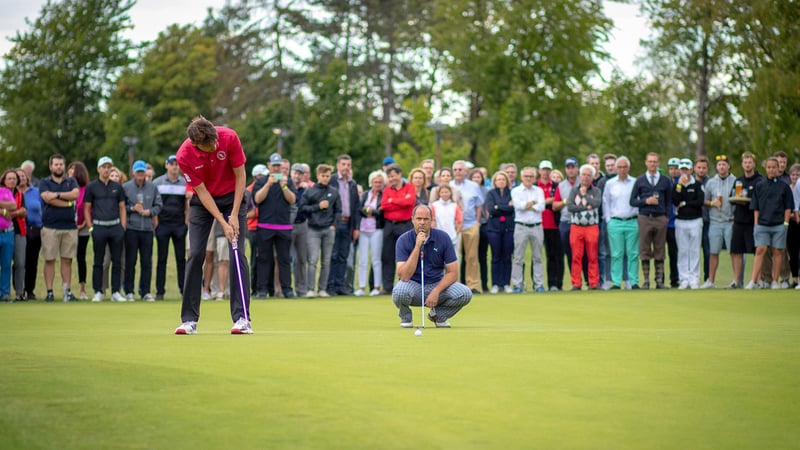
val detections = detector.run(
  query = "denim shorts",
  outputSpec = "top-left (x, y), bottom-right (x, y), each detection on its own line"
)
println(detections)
top-left (753, 224), bottom-right (788, 249)
top-left (708, 222), bottom-right (732, 254)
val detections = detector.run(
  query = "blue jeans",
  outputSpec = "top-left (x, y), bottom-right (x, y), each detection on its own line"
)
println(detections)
top-left (0, 231), bottom-right (14, 297)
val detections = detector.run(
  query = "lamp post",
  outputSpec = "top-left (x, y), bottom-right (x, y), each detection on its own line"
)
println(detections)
top-left (272, 128), bottom-right (284, 155)
top-left (122, 136), bottom-right (139, 172)
top-left (426, 121), bottom-right (445, 169)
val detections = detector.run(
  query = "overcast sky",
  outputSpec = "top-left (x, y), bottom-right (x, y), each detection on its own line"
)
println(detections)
top-left (0, 0), bottom-right (650, 80)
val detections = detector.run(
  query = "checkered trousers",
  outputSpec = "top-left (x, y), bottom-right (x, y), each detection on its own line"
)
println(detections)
top-left (392, 279), bottom-right (472, 323)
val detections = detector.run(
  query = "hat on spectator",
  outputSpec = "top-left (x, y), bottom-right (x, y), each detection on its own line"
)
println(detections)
top-left (383, 156), bottom-right (396, 165)
top-left (165, 154), bottom-right (177, 164)
top-left (269, 153), bottom-right (282, 165)
top-left (251, 164), bottom-right (267, 177)
top-left (678, 158), bottom-right (693, 170)
top-left (539, 160), bottom-right (553, 170)
top-left (667, 157), bottom-right (680, 167)
top-left (97, 156), bottom-right (113, 168)
top-left (132, 160), bottom-right (147, 172)
top-left (565, 157), bottom-right (579, 167)
top-left (291, 163), bottom-right (307, 173)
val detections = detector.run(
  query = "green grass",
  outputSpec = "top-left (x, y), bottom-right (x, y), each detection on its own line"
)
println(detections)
top-left (1, 289), bottom-right (798, 449)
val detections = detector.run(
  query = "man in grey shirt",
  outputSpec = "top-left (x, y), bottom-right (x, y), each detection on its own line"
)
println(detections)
top-left (123, 160), bottom-right (163, 301)
top-left (701, 155), bottom-right (736, 288)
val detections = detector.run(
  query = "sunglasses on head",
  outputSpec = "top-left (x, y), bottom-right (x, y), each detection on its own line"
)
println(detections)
top-left (715, 155), bottom-right (728, 161)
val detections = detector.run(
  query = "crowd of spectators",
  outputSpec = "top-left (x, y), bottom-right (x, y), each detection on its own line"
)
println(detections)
top-left (2, 149), bottom-right (798, 303)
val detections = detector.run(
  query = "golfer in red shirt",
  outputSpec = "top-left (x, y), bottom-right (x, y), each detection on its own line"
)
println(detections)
top-left (173, 116), bottom-right (252, 335)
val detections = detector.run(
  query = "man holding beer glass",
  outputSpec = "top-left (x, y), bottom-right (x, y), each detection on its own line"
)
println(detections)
top-left (701, 154), bottom-right (737, 288)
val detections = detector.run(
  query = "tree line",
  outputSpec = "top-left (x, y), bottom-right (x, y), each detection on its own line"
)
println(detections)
top-left (1, 0), bottom-right (797, 183)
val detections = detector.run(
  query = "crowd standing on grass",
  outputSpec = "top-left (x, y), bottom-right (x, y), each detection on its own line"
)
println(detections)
top-left (3, 123), bottom-right (800, 327)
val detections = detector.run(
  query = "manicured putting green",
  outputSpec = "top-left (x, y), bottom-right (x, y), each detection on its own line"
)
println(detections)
top-left (0, 289), bottom-right (798, 449)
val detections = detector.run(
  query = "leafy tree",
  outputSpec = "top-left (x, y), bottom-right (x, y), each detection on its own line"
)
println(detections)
top-left (104, 24), bottom-right (219, 165)
top-left (641, 0), bottom-right (738, 159)
top-left (731, 1), bottom-right (800, 160)
top-left (0, 0), bottom-right (135, 169)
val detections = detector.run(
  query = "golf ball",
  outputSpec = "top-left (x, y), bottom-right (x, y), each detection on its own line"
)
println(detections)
top-left (414, 329), bottom-right (422, 337)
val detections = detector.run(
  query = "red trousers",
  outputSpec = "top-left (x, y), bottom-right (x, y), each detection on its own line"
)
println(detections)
top-left (570, 224), bottom-right (599, 288)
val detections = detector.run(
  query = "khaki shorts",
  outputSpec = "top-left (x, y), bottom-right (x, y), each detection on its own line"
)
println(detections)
top-left (41, 227), bottom-right (78, 260)
top-left (206, 235), bottom-right (230, 262)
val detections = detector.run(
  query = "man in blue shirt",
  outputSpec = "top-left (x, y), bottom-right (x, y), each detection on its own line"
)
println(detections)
top-left (392, 205), bottom-right (472, 328)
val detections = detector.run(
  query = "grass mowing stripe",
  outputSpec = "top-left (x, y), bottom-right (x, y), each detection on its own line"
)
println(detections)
top-left (0, 290), bottom-right (798, 449)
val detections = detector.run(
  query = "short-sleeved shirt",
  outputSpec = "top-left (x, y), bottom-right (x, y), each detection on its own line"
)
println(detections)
top-left (395, 227), bottom-right (457, 285)
top-left (84, 179), bottom-right (125, 221)
top-left (39, 176), bottom-right (79, 230)
top-left (751, 177), bottom-right (794, 226)
top-left (176, 126), bottom-right (246, 197)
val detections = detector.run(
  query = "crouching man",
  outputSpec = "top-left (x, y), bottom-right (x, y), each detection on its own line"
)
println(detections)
top-left (392, 205), bottom-right (472, 328)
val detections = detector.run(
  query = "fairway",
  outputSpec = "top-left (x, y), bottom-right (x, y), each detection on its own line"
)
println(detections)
top-left (1, 290), bottom-right (798, 449)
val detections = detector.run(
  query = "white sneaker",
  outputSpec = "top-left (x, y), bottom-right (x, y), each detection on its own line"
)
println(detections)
top-left (490, 286), bottom-right (499, 294)
top-left (400, 321), bottom-right (413, 328)
top-left (700, 280), bottom-right (715, 289)
top-left (201, 291), bottom-right (212, 301)
top-left (214, 292), bottom-right (225, 301)
top-left (92, 292), bottom-right (104, 302)
top-left (143, 293), bottom-right (155, 302)
top-left (744, 281), bottom-right (758, 290)
top-left (771, 281), bottom-right (781, 290)
top-left (174, 321), bottom-right (197, 335)
top-left (78, 291), bottom-right (89, 300)
top-left (318, 290), bottom-right (330, 298)
top-left (678, 281), bottom-right (689, 290)
top-left (602, 281), bottom-right (613, 290)
top-left (796, 283), bottom-right (800, 290)
top-left (126, 293), bottom-right (135, 301)
top-left (369, 288), bottom-right (381, 296)
top-left (112, 291), bottom-right (127, 302)
top-left (230, 317), bottom-right (253, 334)
top-left (780, 281), bottom-right (789, 289)
top-left (354, 289), bottom-right (365, 297)
top-left (689, 282), bottom-right (699, 290)
top-left (305, 291), bottom-right (317, 298)
top-left (504, 285), bottom-right (514, 294)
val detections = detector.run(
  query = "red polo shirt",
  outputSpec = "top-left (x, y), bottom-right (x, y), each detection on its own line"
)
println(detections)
top-left (176, 127), bottom-right (246, 197)
top-left (537, 179), bottom-right (557, 229)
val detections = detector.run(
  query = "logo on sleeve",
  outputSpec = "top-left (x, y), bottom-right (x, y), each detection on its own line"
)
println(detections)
top-left (217, 151), bottom-right (226, 161)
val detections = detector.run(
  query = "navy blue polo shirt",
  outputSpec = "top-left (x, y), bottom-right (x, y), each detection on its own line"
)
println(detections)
top-left (395, 227), bottom-right (457, 284)
top-left (751, 177), bottom-right (794, 226)
top-left (39, 176), bottom-right (78, 230)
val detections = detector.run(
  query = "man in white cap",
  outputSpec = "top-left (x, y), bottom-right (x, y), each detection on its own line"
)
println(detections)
top-left (84, 156), bottom-right (127, 302)
top-left (672, 158), bottom-right (704, 289)
top-left (536, 160), bottom-right (563, 291)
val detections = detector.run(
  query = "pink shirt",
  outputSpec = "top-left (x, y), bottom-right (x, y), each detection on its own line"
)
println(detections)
top-left (0, 188), bottom-right (13, 230)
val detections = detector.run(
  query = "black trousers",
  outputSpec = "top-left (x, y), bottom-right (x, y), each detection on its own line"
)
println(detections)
top-left (24, 228), bottom-right (41, 296)
top-left (543, 228), bottom-right (564, 290)
top-left (667, 226), bottom-right (679, 287)
top-left (77, 234), bottom-right (90, 284)
top-left (256, 228), bottom-right (292, 296)
top-left (181, 193), bottom-right (249, 324)
top-left (381, 219), bottom-right (413, 291)
top-left (92, 224), bottom-right (124, 293)
top-left (124, 229), bottom-right (154, 296)
top-left (155, 222), bottom-right (187, 296)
